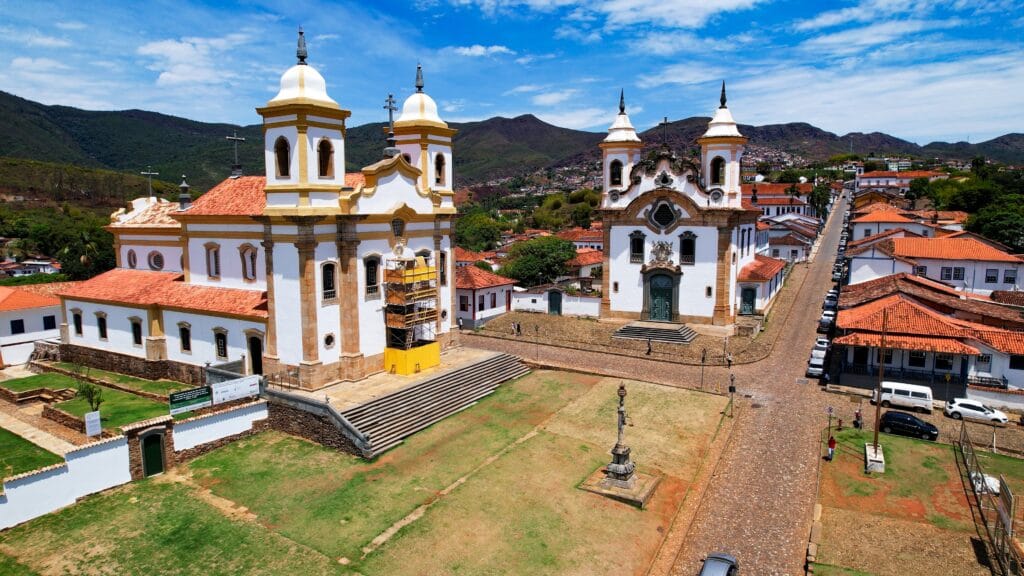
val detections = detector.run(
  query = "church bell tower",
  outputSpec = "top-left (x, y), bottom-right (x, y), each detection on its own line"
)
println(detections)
top-left (697, 82), bottom-right (747, 208)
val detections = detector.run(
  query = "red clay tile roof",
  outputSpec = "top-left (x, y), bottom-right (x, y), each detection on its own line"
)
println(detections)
top-left (16, 281), bottom-right (83, 299)
top-left (568, 248), bottom-right (604, 267)
top-left (769, 234), bottom-right (808, 246)
top-left (991, 291), bottom-right (1024, 307)
top-left (0, 286), bottom-right (60, 311)
top-left (345, 173), bottom-right (365, 188)
top-left (852, 202), bottom-right (902, 215)
top-left (59, 269), bottom-right (268, 318)
top-left (906, 210), bottom-right (969, 224)
top-left (749, 196), bottom-right (808, 206)
top-left (833, 333), bottom-right (979, 355)
top-left (741, 183), bottom-right (813, 196)
top-left (186, 176), bottom-right (266, 217)
top-left (556, 228), bottom-right (603, 242)
top-left (110, 199), bottom-right (182, 229)
top-left (891, 237), bottom-right (1021, 263)
top-left (851, 211), bottom-right (915, 224)
top-left (454, 266), bottom-right (515, 290)
top-left (756, 221), bottom-right (770, 231)
top-left (846, 228), bottom-right (922, 248)
top-left (837, 294), bottom-right (972, 337)
top-left (737, 254), bottom-right (786, 282)
top-left (454, 246), bottom-right (488, 263)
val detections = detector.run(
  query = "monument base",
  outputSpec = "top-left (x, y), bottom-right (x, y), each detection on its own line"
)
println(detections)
top-left (579, 467), bottom-right (661, 509)
top-left (865, 443), bottom-right (885, 473)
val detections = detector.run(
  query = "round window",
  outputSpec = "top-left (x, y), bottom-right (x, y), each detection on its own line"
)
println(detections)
top-left (127, 250), bottom-right (137, 269)
top-left (441, 309), bottom-right (448, 320)
top-left (651, 203), bottom-right (676, 228)
top-left (324, 333), bottom-right (336, 348)
top-left (148, 251), bottom-right (164, 271)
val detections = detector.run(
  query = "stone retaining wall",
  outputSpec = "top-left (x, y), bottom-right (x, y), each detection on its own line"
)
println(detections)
top-left (59, 344), bottom-right (204, 385)
top-left (266, 401), bottom-right (360, 456)
top-left (33, 363), bottom-right (168, 402)
top-left (40, 404), bottom-right (115, 438)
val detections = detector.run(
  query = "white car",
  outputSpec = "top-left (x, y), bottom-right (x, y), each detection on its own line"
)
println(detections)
top-left (813, 338), bottom-right (830, 353)
top-left (819, 310), bottom-right (836, 323)
top-left (944, 398), bottom-right (1009, 424)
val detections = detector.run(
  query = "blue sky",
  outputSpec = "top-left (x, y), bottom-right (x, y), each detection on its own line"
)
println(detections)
top-left (0, 0), bottom-right (1021, 144)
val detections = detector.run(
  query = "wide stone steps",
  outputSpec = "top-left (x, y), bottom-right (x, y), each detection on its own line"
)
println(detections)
top-left (342, 353), bottom-right (530, 457)
top-left (612, 324), bottom-right (697, 344)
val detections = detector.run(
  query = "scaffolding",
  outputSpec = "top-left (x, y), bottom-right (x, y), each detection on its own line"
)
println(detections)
top-left (384, 255), bottom-right (440, 374)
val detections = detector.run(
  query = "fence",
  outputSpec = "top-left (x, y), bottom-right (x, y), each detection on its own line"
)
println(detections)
top-left (959, 422), bottom-right (1022, 575)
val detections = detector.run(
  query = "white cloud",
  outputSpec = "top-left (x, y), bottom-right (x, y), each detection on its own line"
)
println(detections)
top-left (56, 21), bottom-right (87, 31)
top-left (0, 27), bottom-right (73, 48)
top-left (554, 24), bottom-right (601, 43)
top-left (314, 33), bottom-right (339, 42)
top-left (442, 98), bottom-right (466, 112)
top-left (11, 57), bottom-right (68, 71)
top-left (800, 19), bottom-right (963, 56)
top-left (535, 107), bottom-right (609, 129)
top-left (450, 44), bottom-right (515, 56)
top-left (637, 64), bottom-right (726, 89)
top-left (137, 33), bottom-right (251, 87)
top-left (630, 30), bottom-right (754, 56)
top-left (505, 84), bottom-right (543, 94)
top-left (514, 52), bottom-right (556, 65)
top-left (532, 89), bottom-right (578, 106)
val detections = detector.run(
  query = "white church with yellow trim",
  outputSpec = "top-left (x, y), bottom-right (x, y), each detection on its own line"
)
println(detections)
top-left (58, 31), bottom-right (457, 389)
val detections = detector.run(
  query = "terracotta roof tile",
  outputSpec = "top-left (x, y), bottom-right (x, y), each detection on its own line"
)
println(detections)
top-left (756, 221), bottom-right (770, 231)
top-left (568, 248), bottom-right (603, 267)
top-left (454, 266), bottom-right (515, 290)
top-left (859, 171), bottom-right (945, 179)
top-left (891, 237), bottom-right (1022, 263)
top-left (186, 176), bottom-right (266, 217)
top-left (345, 173), bottom-right (365, 188)
top-left (110, 199), bottom-right (182, 229)
top-left (769, 233), bottom-right (808, 246)
top-left (15, 281), bottom-right (83, 299)
top-left (59, 269), bottom-right (267, 318)
top-left (749, 196), bottom-right (808, 206)
top-left (0, 286), bottom-right (60, 311)
top-left (851, 211), bottom-right (915, 223)
top-left (454, 246), bottom-right (488, 263)
top-left (833, 333), bottom-right (979, 355)
top-left (741, 183), bottom-right (813, 196)
top-left (846, 228), bottom-right (922, 248)
top-left (837, 294), bottom-right (971, 337)
top-left (737, 254), bottom-right (786, 282)
top-left (991, 291), bottom-right (1024, 307)
top-left (556, 228), bottom-right (603, 242)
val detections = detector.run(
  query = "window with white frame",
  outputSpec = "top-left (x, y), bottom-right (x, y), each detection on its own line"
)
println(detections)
top-left (1006, 269), bottom-right (1018, 285)
top-left (913, 266), bottom-right (927, 276)
top-left (940, 267), bottom-right (952, 281)
top-left (952, 267), bottom-right (965, 281)
top-left (985, 269), bottom-right (999, 283)
top-left (934, 354), bottom-right (953, 371)
top-left (977, 354), bottom-right (992, 372)
top-left (239, 244), bottom-right (258, 281)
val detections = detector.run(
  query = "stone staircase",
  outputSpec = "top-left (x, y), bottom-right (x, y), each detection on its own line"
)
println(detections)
top-left (342, 353), bottom-right (530, 457)
top-left (612, 322), bottom-right (698, 344)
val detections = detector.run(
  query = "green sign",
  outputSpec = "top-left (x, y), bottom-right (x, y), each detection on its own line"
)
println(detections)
top-left (169, 386), bottom-right (212, 415)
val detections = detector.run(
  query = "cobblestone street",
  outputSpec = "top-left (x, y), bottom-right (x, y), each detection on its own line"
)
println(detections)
top-left (463, 195), bottom-right (849, 575)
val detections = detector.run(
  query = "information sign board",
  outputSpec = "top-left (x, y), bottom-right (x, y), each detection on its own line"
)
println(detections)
top-left (84, 410), bottom-right (102, 437)
top-left (169, 386), bottom-right (212, 415)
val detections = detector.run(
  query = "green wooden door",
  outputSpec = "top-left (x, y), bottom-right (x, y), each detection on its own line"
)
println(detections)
top-left (741, 288), bottom-right (756, 315)
top-left (649, 275), bottom-right (673, 322)
top-left (142, 434), bottom-right (164, 477)
top-left (548, 290), bottom-right (562, 315)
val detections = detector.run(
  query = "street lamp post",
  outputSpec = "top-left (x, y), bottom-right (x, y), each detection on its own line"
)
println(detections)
top-left (728, 374), bottom-right (736, 417)
top-left (700, 348), bottom-right (707, 390)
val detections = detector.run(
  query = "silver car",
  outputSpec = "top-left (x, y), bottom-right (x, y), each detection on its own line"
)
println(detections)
top-left (700, 552), bottom-right (739, 576)
top-left (944, 398), bottom-right (1009, 423)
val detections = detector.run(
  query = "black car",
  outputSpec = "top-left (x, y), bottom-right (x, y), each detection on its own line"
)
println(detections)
top-left (880, 411), bottom-right (939, 441)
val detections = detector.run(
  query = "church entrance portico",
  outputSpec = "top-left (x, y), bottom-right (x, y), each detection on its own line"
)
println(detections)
top-left (641, 269), bottom-right (681, 323)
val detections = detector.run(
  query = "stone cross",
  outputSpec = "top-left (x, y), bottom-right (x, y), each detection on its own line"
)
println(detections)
top-left (616, 383), bottom-right (627, 447)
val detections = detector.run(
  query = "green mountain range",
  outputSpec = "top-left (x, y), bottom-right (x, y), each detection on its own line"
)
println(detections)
top-left (0, 89), bottom-right (1020, 200)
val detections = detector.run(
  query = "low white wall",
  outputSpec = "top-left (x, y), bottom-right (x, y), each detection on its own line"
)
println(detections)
top-left (512, 291), bottom-right (601, 318)
top-left (966, 388), bottom-right (1024, 412)
top-left (0, 437), bottom-right (131, 530)
top-left (173, 401), bottom-right (268, 452)
top-left (2, 342), bottom-right (35, 365)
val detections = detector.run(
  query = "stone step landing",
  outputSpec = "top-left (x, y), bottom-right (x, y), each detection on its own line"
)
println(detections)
top-left (612, 322), bottom-right (697, 344)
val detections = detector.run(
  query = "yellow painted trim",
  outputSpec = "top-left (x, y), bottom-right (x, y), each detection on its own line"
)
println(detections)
top-left (392, 123), bottom-right (457, 138)
top-left (257, 99), bottom-right (346, 114)
top-left (184, 231), bottom-right (263, 240)
top-left (264, 184), bottom-right (342, 193)
top-left (108, 226), bottom-right (181, 236)
top-left (263, 119), bottom-right (345, 131)
top-left (420, 142), bottom-right (429, 192)
top-left (262, 206), bottom-right (340, 217)
top-left (118, 239), bottom-right (182, 247)
top-left (697, 136), bottom-right (748, 145)
top-left (357, 229), bottom-right (438, 240)
top-left (182, 232), bottom-right (191, 283)
top-left (297, 127), bottom-right (309, 184)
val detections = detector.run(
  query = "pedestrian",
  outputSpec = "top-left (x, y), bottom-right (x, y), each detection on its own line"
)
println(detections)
top-left (646, 338), bottom-right (652, 356)
top-left (516, 322), bottom-right (522, 336)
top-left (726, 353), bottom-right (733, 370)
top-left (854, 408), bottom-right (862, 429)
top-left (827, 435), bottom-right (836, 461)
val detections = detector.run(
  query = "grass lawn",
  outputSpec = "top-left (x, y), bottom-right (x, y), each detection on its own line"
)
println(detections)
top-left (815, 428), bottom-right (990, 576)
top-left (55, 362), bottom-right (188, 396)
top-left (188, 372), bottom-right (727, 574)
top-left (0, 552), bottom-right (39, 576)
top-left (54, 385), bottom-right (166, 431)
top-left (0, 480), bottom-right (341, 576)
top-left (0, 373), bottom-right (77, 393)
top-left (0, 427), bottom-right (62, 480)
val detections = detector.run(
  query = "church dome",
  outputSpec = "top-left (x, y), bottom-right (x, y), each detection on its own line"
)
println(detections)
top-left (603, 90), bottom-right (641, 143)
top-left (266, 30), bottom-right (339, 109)
top-left (394, 65), bottom-right (448, 128)
top-left (701, 81), bottom-right (743, 139)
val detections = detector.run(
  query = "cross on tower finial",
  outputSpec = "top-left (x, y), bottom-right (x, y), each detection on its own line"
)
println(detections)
top-left (659, 116), bottom-right (670, 147)
top-left (415, 63), bottom-right (424, 93)
top-left (384, 93), bottom-right (398, 150)
top-left (619, 89), bottom-right (625, 114)
top-left (720, 80), bottom-right (727, 109)
top-left (297, 27), bottom-right (307, 65)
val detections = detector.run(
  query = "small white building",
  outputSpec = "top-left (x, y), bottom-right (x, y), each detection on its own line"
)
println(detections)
top-left (854, 170), bottom-right (947, 194)
top-left (455, 266), bottom-right (514, 329)
top-left (846, 237), bottom-right (1023, 294)
top-left (0, 286), bottom-right (62, 366)
top-left (849, 211), bottom-right (937, 240)
top-left (736, 254), bottom-right (787, 315)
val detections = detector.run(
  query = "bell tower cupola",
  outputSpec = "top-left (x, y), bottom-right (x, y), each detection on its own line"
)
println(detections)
top-left (393, 65), bottom-right (458, 194)
top-left (697, 81), bottom-right (747, 208)
top-left (255, 28), bottom-right (352, 215)
top-left (600, 89), bottom-right (643, 194)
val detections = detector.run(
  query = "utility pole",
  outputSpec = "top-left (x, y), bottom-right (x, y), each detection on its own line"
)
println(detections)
top-left (873, 308), bottom-right (888, 451)
top-left (140, 166), bottom-right (159, 197)
top-left (700, 348), bottom-right (707, 390)
top-left (226, 131), bottom-right (246, 177)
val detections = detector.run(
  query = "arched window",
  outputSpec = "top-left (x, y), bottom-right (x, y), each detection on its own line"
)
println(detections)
top-left (439, 251), bottom-right (447, 286)
top-left (239, 244), bottom-right (257, 282)
top-left (274, 136), bottom-right (290, 178)
top-left (95, 312), bottom-right (108, 340)
top-left (610, 160), bottom-right (623, 186)
top-left (127, 249), bottom-right (137, 269)
top-left (71, 309), bottom-right (83, 336)
top-left (148, 251), bottom-right (164, 271)
top-left (317, 139), bottom-right (334, 178)
top-left (213, 329), bottom-right (228, 359)
top-left (680, 232), bottom-right (697, 265)
top-left (435, 154), bottom-right (446, 186)
top-left (364, 256), bottom-right (380, 297)
top-left (322, 262), bottom-right (337, 301)
top-left (205, 243), bottom-right (221, 278)
top-left (629, 230), bottom-right (645, 264)
top-left (710, 157), bottom-right (726, 186)
top-left (129, 317), bottom-right (143, 347)
top-left (178, 322), bottom-right (192, 353)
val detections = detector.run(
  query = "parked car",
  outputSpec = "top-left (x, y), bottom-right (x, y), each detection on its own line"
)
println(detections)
top-left (880, 411), bottom-right (939, 441)
top-left (832, 271), bottom-right (843, 281)
top-left (699, 552), bottom-right (739, 576)
top-left (823, 298), bottom-right (838, 312)
top-left (807, 354), bottom-right (826, 378)
top-left (944, 398), bottom-right (1009, 424)
top-left (815, 337), bottom-right (830, 351)
top-left (872, 381), bottom-right (934, 413)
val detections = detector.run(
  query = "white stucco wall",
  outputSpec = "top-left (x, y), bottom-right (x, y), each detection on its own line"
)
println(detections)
top-left (852, 221), bottom-right (932, 240)
top-left (0, 438), bottom-right (131, 530)
top-left (163, 310), bottom-right (265, 368)
top-left (512, 291), bottom-right (601, 317)
top-left (847, 256), bottom-right (913, 285)
top-left (354, 171), bottom-right (435, 215)
top-left (172, 401), bottom-right (269, 452)
top-left (64, 300), bottom-right (148, 358)
top-left (456, 285), bottom-right (512, 326)
top-left (187, 235), bottom-right (266, 291)
top-left (0, 306), bottom-right (60, 365)
top-left (121, 244), bottom-right (183, 273)
top-left (271, 242), bottom-right (302, 365)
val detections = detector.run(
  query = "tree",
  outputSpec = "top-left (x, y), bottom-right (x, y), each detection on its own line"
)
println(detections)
top-left (967, 195), bottom-right (1024, 253)
top-left (862, 160), bottom-right (883, 173)
top-left (756, 161), bottom-right (772, 176)
top-left (455, 212), bottom-right (502, 251)
top-left (905, 177), bottom-right (929, 208)
top-left (777, 169), bottom-right (802, 183)
top-left (500, 236), bottom-right (575, 287)
top-left (570, 203), bottom-right (592, 229)
top-left (474, 260), bottom-right (493, 272)
top-left (76, 380), bottom-right (104, 412)
top-left (786, 183), bottom-right (803, 205)
top-left (809, 183), bottom-right (831, 217)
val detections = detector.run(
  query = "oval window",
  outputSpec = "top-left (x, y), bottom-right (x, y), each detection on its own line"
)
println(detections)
top-left (148, 251), bottom-right (164, 271)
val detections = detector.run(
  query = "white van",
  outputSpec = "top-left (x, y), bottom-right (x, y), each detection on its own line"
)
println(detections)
top-left (873, 381), bottom-right (934, 413)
